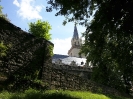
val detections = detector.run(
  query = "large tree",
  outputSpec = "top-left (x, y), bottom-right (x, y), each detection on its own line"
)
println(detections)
top-left (28, 20), bottom-right (52, 40)
top-left (46, 0), bottom-right (133, 94)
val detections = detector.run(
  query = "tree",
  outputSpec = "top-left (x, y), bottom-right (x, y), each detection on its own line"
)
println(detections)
top-left (0, 0), bottom-right (10, 21)
top-left (28, 20), bottom-right (52, 40)
top-left (46, 0), bottom-right (133, 94)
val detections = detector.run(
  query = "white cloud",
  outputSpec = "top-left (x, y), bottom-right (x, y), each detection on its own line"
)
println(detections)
top-left (52, 37), bottom-right (71, 55)
top-left (13, 0), bottom-right (43, 20)
top-left (13, 0), bottom-right (20, 7)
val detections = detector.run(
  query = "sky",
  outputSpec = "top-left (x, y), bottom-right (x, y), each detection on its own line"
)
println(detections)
top-left (0, 0), bottom-right (86, 55)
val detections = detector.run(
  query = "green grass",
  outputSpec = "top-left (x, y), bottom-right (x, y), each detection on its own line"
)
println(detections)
top-left (0, 89), bottom-right (131, 99)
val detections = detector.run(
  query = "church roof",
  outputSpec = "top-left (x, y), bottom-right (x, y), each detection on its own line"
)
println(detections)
top-left (73, 25), bottom-right (79, 39)
top-left (52, 54), bottom-right (86, 66)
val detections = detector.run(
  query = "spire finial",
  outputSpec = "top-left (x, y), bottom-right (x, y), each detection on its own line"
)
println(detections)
top-left (74, 21), bottom-right (78, 26)
top-left (73, 22), bottom-right (79, 39)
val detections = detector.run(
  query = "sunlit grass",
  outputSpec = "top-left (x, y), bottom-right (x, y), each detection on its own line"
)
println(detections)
top-left (45, 90), bottom-right (129, 99)
top-left (45, 90), bottom-right (110, 99)
top-left (0, 89), bottom-right (131, 99)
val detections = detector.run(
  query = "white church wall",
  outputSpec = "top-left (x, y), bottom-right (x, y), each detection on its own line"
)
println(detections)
top-left (68, 48), bottom-right (80, 57)
top-left (71, 38), bottom-right (82, 46)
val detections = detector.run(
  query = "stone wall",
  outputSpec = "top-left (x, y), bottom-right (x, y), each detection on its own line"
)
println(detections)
top-left (52, 63), bottom-right (92, 78)
top-left (52, 63), bottom-right (92, 72)
top-left (0, 18), bottom-right (53, 79)
top-left (42, 63), bottom-right (128, 97)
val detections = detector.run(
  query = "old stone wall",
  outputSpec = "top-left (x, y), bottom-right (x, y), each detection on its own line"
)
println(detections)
top-left (42, 63), bottom-right (127, 97)
top-left (0, 18), bottom-right (53, 79)
top-left (52, 63), bottom-right (92, 72)
top-left (52, 63), bottom-right (92, 78)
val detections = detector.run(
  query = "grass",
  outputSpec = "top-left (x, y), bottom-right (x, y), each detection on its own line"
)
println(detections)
top-left (0, 88), bottom-right (131, 99)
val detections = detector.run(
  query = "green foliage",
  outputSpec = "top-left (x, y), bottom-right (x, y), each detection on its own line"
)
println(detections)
top-left (0, 42), bottom-right (7, 57)
top-left (48, 45), bottom-right (54, 56)
top-left (28, 20), bottom-right (52, 40)
top-left (0, 41), bottom-right (8, 57)
top-left (46, 0), bottom-right (133, 94)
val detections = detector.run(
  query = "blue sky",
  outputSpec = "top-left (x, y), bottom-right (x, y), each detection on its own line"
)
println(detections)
top-left (1, 0), bottom-right (86, 55)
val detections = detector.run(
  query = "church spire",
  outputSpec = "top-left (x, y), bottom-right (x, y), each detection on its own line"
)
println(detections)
top-left (73, 23), bottom-right (79, 39)
top-left (68, 23), bottom-right (85, 58)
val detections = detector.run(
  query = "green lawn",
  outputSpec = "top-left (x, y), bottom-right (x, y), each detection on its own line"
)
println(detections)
top-left (0, 89), bottom-right (131, 99)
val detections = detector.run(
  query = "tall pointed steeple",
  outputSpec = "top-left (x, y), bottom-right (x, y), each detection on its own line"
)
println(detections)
top-left (68, 23), bottom-right (85, 58)
top-left (73, 24), bottom-right (79, 39)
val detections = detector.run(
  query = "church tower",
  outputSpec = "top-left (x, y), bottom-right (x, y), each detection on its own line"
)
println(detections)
top-left (68, 24), bottom-right (85, 58)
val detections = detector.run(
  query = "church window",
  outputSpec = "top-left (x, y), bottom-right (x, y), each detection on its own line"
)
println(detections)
top-left (81, 61), bottom-right (84, 65)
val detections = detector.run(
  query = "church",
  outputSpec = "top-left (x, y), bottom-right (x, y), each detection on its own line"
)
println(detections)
top-left (68, 24), bottom-right (85, 58)
top-left (53, 24), bottom-right (87, 66)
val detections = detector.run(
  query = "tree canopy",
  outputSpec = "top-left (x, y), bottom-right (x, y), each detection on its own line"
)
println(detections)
top-left (28, 20), bottom-right (52, 40)
top-left (46, 0), bottom-right (133, 94)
